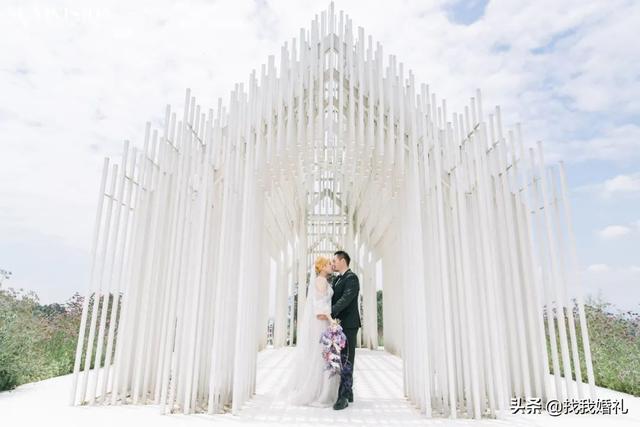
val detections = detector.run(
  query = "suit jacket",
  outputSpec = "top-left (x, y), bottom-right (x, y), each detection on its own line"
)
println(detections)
top-left (330, 268), bottom-right (362, 329)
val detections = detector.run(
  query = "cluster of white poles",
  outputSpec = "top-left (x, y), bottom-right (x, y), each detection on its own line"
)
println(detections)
top-left (387, 90), bottom-right (598, 418)
top-left (70, 1), bottom-right (595, 420)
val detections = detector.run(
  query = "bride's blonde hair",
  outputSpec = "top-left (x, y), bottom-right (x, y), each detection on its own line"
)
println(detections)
top-left (314, 256), bottom-right (330, 275)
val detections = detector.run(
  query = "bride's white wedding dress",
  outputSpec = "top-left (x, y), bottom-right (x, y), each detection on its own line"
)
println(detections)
top-left (280, 275), bottom-right (340, 407)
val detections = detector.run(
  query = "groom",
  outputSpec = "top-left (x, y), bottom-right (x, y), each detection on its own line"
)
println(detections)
top-left (330, 250), bottom-right (361, 410)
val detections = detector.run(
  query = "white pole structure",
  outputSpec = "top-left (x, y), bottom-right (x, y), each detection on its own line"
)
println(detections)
top-left (71, 1), bottom-right (596, 419)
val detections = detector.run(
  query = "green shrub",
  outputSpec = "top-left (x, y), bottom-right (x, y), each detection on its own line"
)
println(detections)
top-left (0, 289), bottom-right (94, 391)
top-left (0, 288), bottom-right (56, 389)
top-left (544, 295), bottom-right (640, 397)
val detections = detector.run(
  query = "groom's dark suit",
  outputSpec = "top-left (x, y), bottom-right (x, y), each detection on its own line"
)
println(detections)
top-left (330, 268), bottom-right (361, 403)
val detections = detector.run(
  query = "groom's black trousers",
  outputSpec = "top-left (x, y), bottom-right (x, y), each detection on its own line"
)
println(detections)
top-left (342, 327), bottom-right (358, 368)
top-left (339, 327), bottom-right (358, 397)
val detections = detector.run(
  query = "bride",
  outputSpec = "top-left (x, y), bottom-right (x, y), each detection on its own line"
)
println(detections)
top-left (280, 256), bottom-right (341, 407)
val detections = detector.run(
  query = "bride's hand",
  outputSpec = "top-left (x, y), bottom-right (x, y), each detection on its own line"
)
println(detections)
top-left (316, 314), bottom-right (328, 320)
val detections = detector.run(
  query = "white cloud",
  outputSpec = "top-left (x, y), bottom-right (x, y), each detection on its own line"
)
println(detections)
top-left (628, 266), bottom-right (640, 274)
top-left (579, 264), bottom-right (640, 311)
top-left (597, 225), bottom-right (631, 239)
top-left (586, 263), bottom-right (610, 273)
top-left (603, 173), bottom-right (640, 195)
top-left (576, 172), bottom-right (640, 199)
top-left (560, 126), bottom-right (640, 166)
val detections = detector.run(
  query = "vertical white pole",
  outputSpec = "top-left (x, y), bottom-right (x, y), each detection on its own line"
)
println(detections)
top-left (70, 157), bottom-right (109, 405)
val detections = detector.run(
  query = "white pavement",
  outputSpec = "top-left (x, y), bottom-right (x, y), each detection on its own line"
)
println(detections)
top-left (1, 347), bottom-right (639, 426)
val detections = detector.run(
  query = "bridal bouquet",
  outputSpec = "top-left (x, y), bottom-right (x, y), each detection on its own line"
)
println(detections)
top-left (319, 320), bottom-right (347, 377)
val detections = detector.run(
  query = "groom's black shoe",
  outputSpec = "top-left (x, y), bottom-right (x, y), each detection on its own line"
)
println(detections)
top-left (333, 396), bottom-right (348, 410)
top-left (346, 390), bottom-right (353, 402)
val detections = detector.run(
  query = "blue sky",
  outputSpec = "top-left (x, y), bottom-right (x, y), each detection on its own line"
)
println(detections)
top-left (0, 0), bottom-right (639, 311)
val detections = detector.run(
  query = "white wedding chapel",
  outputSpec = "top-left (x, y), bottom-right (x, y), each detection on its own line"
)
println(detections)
top-left (69, 1), bottom-right (596, 420)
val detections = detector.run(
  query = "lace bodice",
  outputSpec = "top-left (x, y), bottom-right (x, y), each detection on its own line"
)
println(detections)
top-left (312, 276), bottom-right (333, 316)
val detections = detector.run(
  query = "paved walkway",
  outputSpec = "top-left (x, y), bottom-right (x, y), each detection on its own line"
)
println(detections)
top-left (1, 347), bottom-right (638, 426)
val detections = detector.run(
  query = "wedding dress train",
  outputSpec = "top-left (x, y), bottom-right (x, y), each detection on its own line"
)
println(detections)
top-left (280, 275), bottom-right (340, 407)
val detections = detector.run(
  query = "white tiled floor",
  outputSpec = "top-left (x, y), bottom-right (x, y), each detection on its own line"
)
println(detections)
top-left (238, 347), bottom-right (640, 426)
top-left (1, 347), bottom-right (639, 426)
top-left (238, 347), bottom-right (421, 426)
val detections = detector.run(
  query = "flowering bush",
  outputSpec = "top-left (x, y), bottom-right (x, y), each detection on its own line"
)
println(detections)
top-left (0, 288), bottom-right (120, 391)
top-left (544, 296), bottom-right (640, 397)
